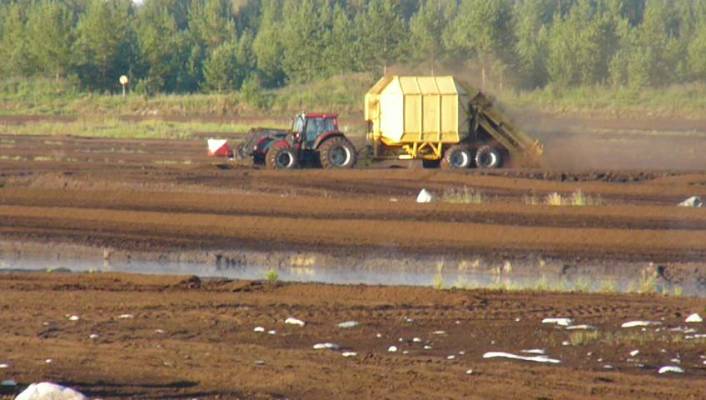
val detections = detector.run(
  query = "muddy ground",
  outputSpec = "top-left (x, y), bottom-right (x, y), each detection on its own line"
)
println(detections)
top-left (0, 273), bottom-right (704, 399)
top-left (0, 116), bottom-right (705, 398)
top-left (1, 133), bottom-right (706, 265)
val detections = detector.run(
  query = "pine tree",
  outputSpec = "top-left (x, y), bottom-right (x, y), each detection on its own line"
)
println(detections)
top-left (26, 1), bottom-right (74, 80)
top-left (357, 0), bottom-right (406, 75)
top-left (202, 40), bottom-right (238, 92)
top-left (324, 4), bottom-right (357, 76)
top-left (136, 2), bottom-right (181, 93)
top-left (235, 29), bottom-right (256, 89)
top-left (408, 0), bottom-right (453, 73)
top-left (188, 0), bottom-right (236, 52)
top-left (444, 0), bottom-right (513, 89)
top-left (279, 0), bottom-right (328, 83)
top-left (0, 4), bottom-right (30, 76)
top-left (252, 0), bottom-right (285, 87)
top-left (513, 0), bottom-right (554, 88)
top-left (545, 2), bottom-right (618, 87)
top-left (73, 0), bottom-right (136, 91)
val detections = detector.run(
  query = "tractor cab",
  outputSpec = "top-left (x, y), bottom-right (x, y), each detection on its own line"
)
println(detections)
top-left (292, 113), bottom-right (339, 150)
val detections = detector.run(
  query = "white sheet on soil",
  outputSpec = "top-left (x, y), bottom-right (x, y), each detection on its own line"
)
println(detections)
top-left (621, 320), bottom-right (661, 328)
top-left (483, 352), bottom-right (560, 364)
top-left (337, 321), bottom-right (359, 329)
top-left (566, 324), bottom-right (596, 330)
top-left (416, 189), bottom-right (434, 203)
top-left (542, 318), bottom-right (572, 326)
top-left (521, 349), bottom-right (546, 354)
top-left (658, 366), bottom-right (684, 374)
top-left (313, 343), bottom-right (340, 350)
top-left (15, 382), bottom-right (87, 400)
top-left (341, 352), bottom-right (357, 357)
top-left (685, 313), bottom-right (703, 323)
top-left (284, 317), bottom-right (306, 327)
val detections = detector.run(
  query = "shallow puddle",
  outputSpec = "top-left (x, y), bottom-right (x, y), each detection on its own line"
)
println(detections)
top-left (1, 255), bottom-right (703, 297)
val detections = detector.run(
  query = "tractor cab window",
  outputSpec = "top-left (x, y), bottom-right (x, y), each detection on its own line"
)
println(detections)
top-left (304, 117), bottom-right (335, 144)
top-left (292, 115), bottom-right (305, 134)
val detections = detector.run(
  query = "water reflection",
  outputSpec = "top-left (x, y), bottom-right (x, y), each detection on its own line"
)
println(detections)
top-left (0, 256), bottom-right (702, 297)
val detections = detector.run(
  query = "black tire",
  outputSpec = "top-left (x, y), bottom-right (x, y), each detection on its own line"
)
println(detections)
top-left (266, 146), bottom-right (298, 170)
top-left (319, 137), bottom-right (357, 169)
top-left (475, 145), bottom-right (503, 169)
top-left (441, 145), bottom-right (472, 169)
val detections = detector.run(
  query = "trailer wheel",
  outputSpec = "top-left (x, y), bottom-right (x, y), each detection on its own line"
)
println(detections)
top-left (319, 137), bottom-right (356, 169)
top-left (441, 145), bottom-right (472, 169)
top-left (475, 145), bottom-right (503, 169)
top-left (266, 147), bottom-right (298, 169)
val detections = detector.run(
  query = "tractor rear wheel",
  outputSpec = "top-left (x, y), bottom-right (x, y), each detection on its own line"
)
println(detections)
top-left (266, 146), bottom-right (298, 169)
top-left (441, 145), bottom-right (472, 169)
top-left (319, 137), bottom-right (356, 169)
top-left (475, 145), bottom-right (503, 169)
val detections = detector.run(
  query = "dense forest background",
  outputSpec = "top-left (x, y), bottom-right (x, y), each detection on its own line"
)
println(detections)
top-left (1, 0), bottom-right (706, 97)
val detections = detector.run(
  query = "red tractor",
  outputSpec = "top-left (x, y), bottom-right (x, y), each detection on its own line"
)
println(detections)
top-left (208, 113), bottom-right (357, 169)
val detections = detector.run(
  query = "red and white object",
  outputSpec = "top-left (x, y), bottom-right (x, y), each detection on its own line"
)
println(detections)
top-left (207, 139), bottom-right (233, 157)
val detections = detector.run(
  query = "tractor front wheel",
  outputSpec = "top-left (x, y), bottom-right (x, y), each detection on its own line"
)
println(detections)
top-left (319, 137), bottom-right (356, 169)
top-left (266, 146), bottom-right (299, 170)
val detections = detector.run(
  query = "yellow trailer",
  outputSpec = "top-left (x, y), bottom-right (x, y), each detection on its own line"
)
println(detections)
top-left (365, 75), bottom-right (543, 168)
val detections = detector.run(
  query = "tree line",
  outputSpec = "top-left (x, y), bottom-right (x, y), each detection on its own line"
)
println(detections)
top-left (2, 0), bottom-right (706, 94)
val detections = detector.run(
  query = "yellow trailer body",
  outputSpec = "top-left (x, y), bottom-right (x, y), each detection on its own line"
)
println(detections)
top-left (365, 75), bottom-right (543, 167)
top-left (366, 76), bottom-right (469, 146)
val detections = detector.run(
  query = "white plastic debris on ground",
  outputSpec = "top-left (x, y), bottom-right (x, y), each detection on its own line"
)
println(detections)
top-left (388, 346), bottom-right (398, 353)
top-left (337, 321), bottom-right (359, 329)
top-left (341, 352), bottom-right (357, 358)
top-left (117, 314), bottom-right (134, 319)
top-left (0, 363), bottom-right (8, 369)
top-left (621, 320), bottom-right (661, 328)
top-left (15, 382), bottom-right (87, 400)
top-left (285, 317), bottom-right (306, 327)
top-left (566, 324), bottom-right (596, 330)
top-left (313, 343), bottom-right (339, 350)
top-left (416, 189), bottom-right (434, 203)
top-left (483, 352), bottom-right (560, 364)
top-left (542, 318), bottom-right (573, 327)
top-left (678, 196), bottom-right (703, 208)
top-left (253, 326), bottom-right (265, 333)
top-left (521, 349), bottom-right (546, 355)
top-left (68, 315), bottom-right (80, 321)
top-left (658, 366), bottom-right (684, 374)
top-left (629, 350), bottom-right (640, 357)
top-left (685, 313), bottom-right (703, 323)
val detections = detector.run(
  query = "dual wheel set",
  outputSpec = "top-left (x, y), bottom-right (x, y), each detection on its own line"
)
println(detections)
top-left (435, 144), bottom-right (503, 169)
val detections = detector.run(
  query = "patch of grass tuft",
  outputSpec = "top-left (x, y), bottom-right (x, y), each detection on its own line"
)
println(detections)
top-left (264, 269), bottom-right (279, 284)
top-left (442, 187), bottom-right (485, 204)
